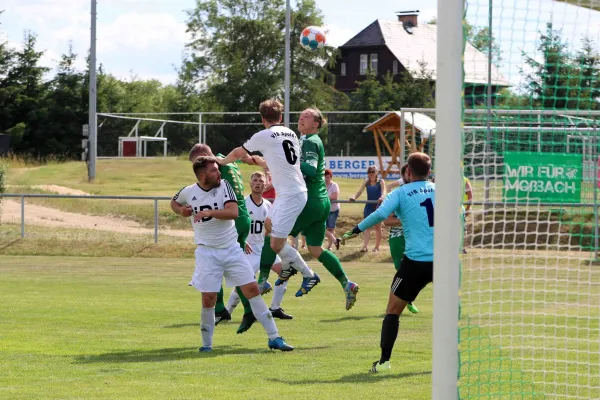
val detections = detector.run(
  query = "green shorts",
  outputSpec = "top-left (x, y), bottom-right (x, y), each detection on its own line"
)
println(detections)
top-left (389, 233), bottom-right (405, 271)
top-left (290, 197), bottom-right (330, 247)
top-left (235, 213), bottom-right (252, 248)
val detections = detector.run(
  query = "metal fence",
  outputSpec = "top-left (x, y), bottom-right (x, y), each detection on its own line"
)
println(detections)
top-left (0, 193), bottom-right (380, 244)
top-left (1, 194), bottom-right (598, 258)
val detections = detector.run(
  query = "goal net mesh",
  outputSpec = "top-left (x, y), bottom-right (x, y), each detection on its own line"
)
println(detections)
top-left (458, 0), bottom-right (600, 398)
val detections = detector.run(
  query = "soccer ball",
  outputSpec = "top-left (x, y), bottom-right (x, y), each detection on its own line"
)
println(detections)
top-left (299, 26), bottom-right (326, 51)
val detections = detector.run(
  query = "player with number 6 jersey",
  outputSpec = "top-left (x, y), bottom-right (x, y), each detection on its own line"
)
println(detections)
top-left (218, 99), bottom-right (320, 298)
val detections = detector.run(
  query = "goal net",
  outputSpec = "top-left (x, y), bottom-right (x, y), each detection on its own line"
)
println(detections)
top-left (453, 0), bottom-right (600, 398)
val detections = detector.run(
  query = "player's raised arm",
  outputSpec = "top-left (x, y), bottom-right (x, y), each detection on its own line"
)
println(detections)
top-left (343, 191), bottom-right (401, 243)
top-left (218, 147), bottom-right (248, 166)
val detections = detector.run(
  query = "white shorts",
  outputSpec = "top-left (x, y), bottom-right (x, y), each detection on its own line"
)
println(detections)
top-left (270, 191), bottom-right (307, 239)
top-left (191, 242), bottom-right (255, 292)
top-left (245, 245), bottom-right (282, 274)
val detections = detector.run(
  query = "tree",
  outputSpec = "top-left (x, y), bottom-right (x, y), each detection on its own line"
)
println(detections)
top-left (183, 0), bottom-right (346, 151)
top-left (573, 36), bottom-right (600, 110)
top-left (2, 31), bottom-right (49, 154)
top-left (522, 22), bottom-right (581, 109)
top-left (428, 18), bottom-right (503, 67)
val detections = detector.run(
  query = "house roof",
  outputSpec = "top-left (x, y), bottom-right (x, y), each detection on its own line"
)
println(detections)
top-left (342, 20), bottom-right (510, 87)
top-left (364, 111), bottom-right (437, 139)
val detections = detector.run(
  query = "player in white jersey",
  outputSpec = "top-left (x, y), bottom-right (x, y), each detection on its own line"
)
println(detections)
top-left (218, 99), bottom-right (320, 297)
top-left (170, 156), bottom-right (293, 352)
top-left (226, 171), bottom-right (293, 320)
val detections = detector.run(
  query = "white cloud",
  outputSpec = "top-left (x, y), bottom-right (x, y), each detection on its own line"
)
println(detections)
top-left (97, 12), bottom-right (188, 53)
top-left (322, 24), bottom-right (355, 48)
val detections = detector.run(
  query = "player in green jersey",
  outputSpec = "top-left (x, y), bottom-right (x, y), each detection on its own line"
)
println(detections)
top-left (255, 108), bottom-right (359, 310)
top-left (189, 144), bottom-right (259, 333)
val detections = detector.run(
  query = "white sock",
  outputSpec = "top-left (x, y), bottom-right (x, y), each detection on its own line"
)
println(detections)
top-left (226, 289), bottom-right (240, 314)
top-left (200, 307), bottom-right (215, 348)
top-left (278, 243), bottom-right (314, 278)
top-left (248, 295), bottom-right (279, 340)
top-left (270, 281), bottom-right (288, 310)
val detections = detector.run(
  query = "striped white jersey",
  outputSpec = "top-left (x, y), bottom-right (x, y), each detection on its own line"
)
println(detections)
top-left (244, 195), bottom-right (271, 250)
top-left (173, 180), bottom-right (238, 248)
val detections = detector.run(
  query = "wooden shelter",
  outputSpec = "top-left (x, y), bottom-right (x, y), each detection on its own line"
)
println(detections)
top-left (363, 111), bottom-right (437, 178)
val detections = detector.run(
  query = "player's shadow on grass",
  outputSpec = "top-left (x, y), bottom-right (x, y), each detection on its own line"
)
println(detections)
top-left (269, 370), bottom-right (431, 385)
top-left (162, 323), bottom-right (198, 329)
top-left (74, 346), bottom-right (265, 364)
top-left (319, 314), bottom-right (384, 323)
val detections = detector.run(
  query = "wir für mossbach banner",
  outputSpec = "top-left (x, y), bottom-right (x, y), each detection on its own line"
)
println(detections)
top-left (503, 152), bottom-right (583, 203)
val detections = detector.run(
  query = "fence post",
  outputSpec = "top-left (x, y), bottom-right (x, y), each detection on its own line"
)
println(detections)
top-left (20, 196), bottom-right (24, 238)
top-left (154, 199), bottom-right (158, 244)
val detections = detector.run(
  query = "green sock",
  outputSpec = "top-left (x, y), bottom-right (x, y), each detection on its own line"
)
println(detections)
top-left (318, 249), bottom-right (348, 288)
top-left (258, 236), bottom-right (277, 283)
top-left (215, 286), bottom-right (225, 313)
top-left (236, 286), bottom-right (252, 314)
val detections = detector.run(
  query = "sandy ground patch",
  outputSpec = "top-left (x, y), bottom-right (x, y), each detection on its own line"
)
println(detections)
top-left (1, 185), bottom-right (191, 238)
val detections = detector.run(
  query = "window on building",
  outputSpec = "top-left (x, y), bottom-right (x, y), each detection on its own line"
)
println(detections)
top-left (392, 60), bottom-right (399, 75)
top-left (370, 54), bottom-right (378, 74)
top-left (341, 62), bottom-right (346, 76)
top-left (360, 54), bottom-right (368, 75)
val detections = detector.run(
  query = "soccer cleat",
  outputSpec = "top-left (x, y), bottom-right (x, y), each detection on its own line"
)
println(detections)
top-left (214, 309), bottom-right (231, 326)
top-left (335, 238), bottom-right (341, 250)
top-left (236, 312), bottom-right (257, 334)
top-left (341, 230), bottom-right (358, 245)
top-left (188, 280), bottom-right (193, 287)
top-left (275, 265), bottom-right (298, 285)
top-left (268, 337), bottom-right (294, 352)
top-left (199, 346), bottom-right (212, 352)
top-left (258, 280), bottom-right (273, 295)
top-left (407, 302), bottom-right (419, 314)
top-left (270, 308), bottom-right (294, 319)
top-left (370, 360), bottom-right (391, 373)
top-left (295, 273), bottom-right (320, 297)
top-left (344, 281), bottom-right (360, 310)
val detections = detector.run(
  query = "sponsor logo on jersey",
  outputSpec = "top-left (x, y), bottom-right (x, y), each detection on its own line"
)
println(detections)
top-left (192, 196), bottom-right (197, 201)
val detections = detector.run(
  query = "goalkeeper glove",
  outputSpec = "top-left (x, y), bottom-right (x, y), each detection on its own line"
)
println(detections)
top-left (341, 226), bottom-right (362, 245)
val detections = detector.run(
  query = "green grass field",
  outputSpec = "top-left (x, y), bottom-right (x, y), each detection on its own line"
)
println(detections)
top-left (1, 253), bottom-right (598, 399)
top-left (2, 157), bottom-right (599, 399)
top-left (0, 256), bottom-right (433, 400)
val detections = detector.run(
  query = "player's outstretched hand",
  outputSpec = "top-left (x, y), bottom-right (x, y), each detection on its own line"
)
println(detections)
top-left (240, 155), bottom-right (256, 165)
top-left (341, 230), bottom-right (358, 245)
top-left (244, 243), bottom-right (253, 254)
top-left (215, 156), bottom-right (226, 165)
top-left (251, 155), bottom-right (267, 168)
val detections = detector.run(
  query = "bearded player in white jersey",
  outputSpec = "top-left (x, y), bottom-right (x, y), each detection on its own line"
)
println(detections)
top-left (218, 99), bottom-right (320, 297)
top-left (170, 156), bottom-right (293, 352)
top-left (226, 170), bottom-right (293, 321)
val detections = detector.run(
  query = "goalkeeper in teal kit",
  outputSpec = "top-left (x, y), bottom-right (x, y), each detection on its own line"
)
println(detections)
top-left (342, 152), bottom-right (438, 373)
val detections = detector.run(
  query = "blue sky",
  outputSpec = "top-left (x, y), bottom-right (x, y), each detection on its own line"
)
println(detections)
top-left (1, 0), bottom-right (599, 89)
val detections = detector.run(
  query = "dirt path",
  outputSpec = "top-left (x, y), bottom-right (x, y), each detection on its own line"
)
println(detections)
top-left (1, 185), bottom-right (191, 238)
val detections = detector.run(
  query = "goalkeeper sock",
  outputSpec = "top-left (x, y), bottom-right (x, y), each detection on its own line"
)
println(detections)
top-left (380, 314), bottom-right (400, 363)
top-left (258, 236), bottom-right (277, 283)
top-left (318, 249), bottom-right (349, 288)
top-left (215, 286), bottom-right (225, 313)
